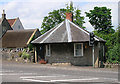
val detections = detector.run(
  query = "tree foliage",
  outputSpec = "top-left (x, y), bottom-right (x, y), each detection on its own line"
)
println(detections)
top-left (86, 6), bottom-right (120, 63)
top-left (85, 7), bottom-right (114, 34)
top-left (41, 9), bottom-right (66, 34)
top-left (41, 2), bottom-right (85, 34)
top-left (94, 26), bottom-right (120, 63)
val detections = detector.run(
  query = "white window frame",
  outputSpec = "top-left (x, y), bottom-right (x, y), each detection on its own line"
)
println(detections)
top-left (46, 44), bottom-right (51, 56)
top-left (74, 43), bottom-right (83, 57)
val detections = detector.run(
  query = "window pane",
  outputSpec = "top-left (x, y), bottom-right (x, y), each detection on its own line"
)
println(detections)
top-left (46, 45), bottom-right (50, 56)
top-left (75, 44), bottom-right (81, 49)
top-left (75, 44), bottom-right (82, 56)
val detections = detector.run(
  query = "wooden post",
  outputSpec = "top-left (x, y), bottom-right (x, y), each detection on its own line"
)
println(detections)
top-left (35, 47), bottom-right (37, 63)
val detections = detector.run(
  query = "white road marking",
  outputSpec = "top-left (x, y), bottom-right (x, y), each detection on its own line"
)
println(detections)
top-left (102, 78), bottom-right (118, 81)
top-left (0, 73), bottom-right (37, 75)
top-left (0, 70), bottom-right (37, 75)
top-left (20, 75), bottom-right (66, 79)
top-left (51, 78), bottom-right (99, 82)
top-left (22, 79), bottom-right (49, 82)
top-left (21, 78), bottom-right (99, 82)
top-left (0, 70), bottom-right (14, 72)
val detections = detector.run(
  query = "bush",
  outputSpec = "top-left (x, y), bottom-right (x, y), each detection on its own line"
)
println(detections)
top-left (18, 52), bottom-right (22, 57)
top-left (22, 52), bottom-right (31, 60)
top-left (107, 43), bottom-right (120, 63)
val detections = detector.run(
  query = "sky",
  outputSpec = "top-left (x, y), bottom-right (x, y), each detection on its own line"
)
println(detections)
top-left (0, 0), bottom-right (119, 32)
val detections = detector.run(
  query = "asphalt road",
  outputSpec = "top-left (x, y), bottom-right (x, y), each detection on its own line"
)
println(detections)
top-left (1, 60), bottom-right (120, 84)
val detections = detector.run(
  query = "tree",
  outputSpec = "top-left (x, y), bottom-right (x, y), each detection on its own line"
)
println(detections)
top-left (85, 7), bottom-right (114, 34)
top-left (73, 9), bottom-right (85, 29)
top-left (41, 9), bottom-right (66, 34)
top-left (41, 2), bottom-right (85, 34)
top-left (107, 27), bottom-right (120, 63)
top-left (94, 26), bottom-right (120, 63)
top-left (117, 25), bottom-right (120, 43)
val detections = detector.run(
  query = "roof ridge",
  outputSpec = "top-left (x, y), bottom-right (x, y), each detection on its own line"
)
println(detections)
top-left (65, 19), bottom-right (72, 42)
top-left (68, 20), bottom-right (100, 41)
top-left (68, 20), bottom-right (89, 35)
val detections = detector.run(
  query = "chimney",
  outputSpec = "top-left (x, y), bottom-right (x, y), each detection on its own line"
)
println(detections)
top-left (66, 12), bottom-right (73, 22)
top-left (2, 10), bottom-right (6, 19)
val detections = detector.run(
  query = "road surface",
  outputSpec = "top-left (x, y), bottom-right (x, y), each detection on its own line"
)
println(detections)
top-left (1, 60), bottom-right (120, 84)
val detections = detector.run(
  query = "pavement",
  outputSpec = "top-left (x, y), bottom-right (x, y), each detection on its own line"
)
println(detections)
top-left (1, 60), bottom-right (120, 84)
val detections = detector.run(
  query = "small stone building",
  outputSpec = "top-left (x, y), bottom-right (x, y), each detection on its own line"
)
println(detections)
top-left (32, 13), bottom-right (106, 67)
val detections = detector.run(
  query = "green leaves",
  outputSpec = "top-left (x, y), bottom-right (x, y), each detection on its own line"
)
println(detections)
top-left (41, 2), bottom-right (85, 34)
top-left (85, 6), bottom-right (113, 34)
top-left (94, 26), bottom-right (120, 63)
top-left (41, 8), bottom-right (66, 34)
top-left (73, 9), bottom-right (85, 29)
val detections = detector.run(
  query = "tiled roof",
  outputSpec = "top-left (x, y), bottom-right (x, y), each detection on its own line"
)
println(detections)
top-left (2, 29), bottom-right (36, 48)
top-left (32, 19), bottom-right (105, 44)
top-left (7, 18), bottom-right (16, 27)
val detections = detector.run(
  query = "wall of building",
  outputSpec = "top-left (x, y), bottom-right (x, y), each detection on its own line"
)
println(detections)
top-left (45, 42), bottom-right (99, 66)
top-left (1, 19), bottom-right (12, 38)
top-left (12, 18), bottom-right (24, 30)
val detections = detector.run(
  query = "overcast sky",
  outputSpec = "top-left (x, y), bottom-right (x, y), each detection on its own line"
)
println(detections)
top-left (0, 0), bottom-right (119, 32)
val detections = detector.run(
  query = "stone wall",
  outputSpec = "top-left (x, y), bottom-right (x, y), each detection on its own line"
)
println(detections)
top-left (2, 48), bottom-right (34, 63)
top-left (45, 42), bottom-right (99, 66)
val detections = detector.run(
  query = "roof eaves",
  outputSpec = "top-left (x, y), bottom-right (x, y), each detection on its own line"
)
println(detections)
top-left (95, 35), bottom-right (106, 42)
top-left (31, 28), bottom-right (55, 44)
top-left (68, 20), bottom-right (89, 35)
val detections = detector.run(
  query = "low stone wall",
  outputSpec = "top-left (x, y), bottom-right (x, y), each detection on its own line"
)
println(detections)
top-left (104, 63), bottom-right (119, 68)
top-left (52, 63), bottom-right (72, 66)
top-left (2, 49), bottom-right (34, 63)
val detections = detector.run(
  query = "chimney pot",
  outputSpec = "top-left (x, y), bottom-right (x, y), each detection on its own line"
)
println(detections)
top-left (66, 12), bottom-right (73, 22)
top-left (2, 10), bottom-right (6, 19)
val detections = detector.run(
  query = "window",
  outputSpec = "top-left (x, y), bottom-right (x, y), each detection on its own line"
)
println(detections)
top-left (16, 48), bottom-right (24, 52)
top-left (74, 43), bottom-right (83, 56)
top-left (46, 44), bottom-right (51, 56)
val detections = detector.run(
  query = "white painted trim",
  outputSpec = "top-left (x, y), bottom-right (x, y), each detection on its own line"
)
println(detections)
top-left (68, 20), bottom-right (99, 41)
top-left (94, 37), bottom-right (99, 41)
top-left (65, 19), bottom-right (72, 42)
top-left (27, 29), bottom-right (37, 44)
top-left (74, 43), bottom-right (83, 57)
top-left (40, 21), bottom-right (64, 43)
top-left (31, 27), bottom-right (55, 43)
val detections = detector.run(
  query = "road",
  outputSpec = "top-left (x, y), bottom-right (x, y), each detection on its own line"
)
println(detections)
top-left (1, 60), bottom-right (120, 84)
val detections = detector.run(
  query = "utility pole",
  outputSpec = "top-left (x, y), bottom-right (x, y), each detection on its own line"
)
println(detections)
top-left (89, 32), bottom-right (95, 67)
